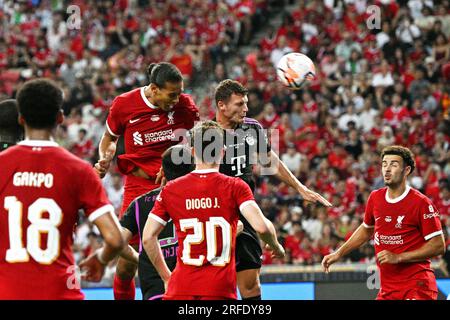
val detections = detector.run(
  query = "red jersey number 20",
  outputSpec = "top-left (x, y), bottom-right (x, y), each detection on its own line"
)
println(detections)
top-left (180, 217), bottom-right (231, 267)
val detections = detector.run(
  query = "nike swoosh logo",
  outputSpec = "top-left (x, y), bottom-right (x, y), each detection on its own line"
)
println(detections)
top-left (375, 217), bottom-right (380, 221)
top-left (129, 118), bottom-right (140, 124)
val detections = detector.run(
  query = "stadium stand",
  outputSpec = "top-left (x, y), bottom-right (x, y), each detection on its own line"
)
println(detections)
top-left (0, 0), bottom-right (449, 286)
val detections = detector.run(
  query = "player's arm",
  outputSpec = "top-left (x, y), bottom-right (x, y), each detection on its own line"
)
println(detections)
top-left (80, 211), bottom-right (125, 282)
top-left (94, 130), bottom-right (118, 178)
top-left (239, 201), bottom-right (285, 258)
top-left (142, 216), bottom-right (171, 284)
top-left (93, 212), bottom-right (125, 262)
top-left (269, 150), bottom-right (332, 207)
top-left (118, 201), bottom-right (140, 264)
top-left (322, 224), bottom-right (374, 273)
top-left (118, 228), bottom-right (139, 265)
top-left (378, 234), bottom-right (446, 265)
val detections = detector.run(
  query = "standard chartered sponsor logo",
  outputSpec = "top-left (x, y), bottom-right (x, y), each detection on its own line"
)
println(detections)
top-left (374, 232), bottom-right (403, 245)
top-left (133, 131), bottom-right (143, 145)
top-left (144, 129), bottom-right (175, 143)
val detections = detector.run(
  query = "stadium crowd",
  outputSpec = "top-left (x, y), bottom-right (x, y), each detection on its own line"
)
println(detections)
top-left (0, 0), bottom-right (449, 278)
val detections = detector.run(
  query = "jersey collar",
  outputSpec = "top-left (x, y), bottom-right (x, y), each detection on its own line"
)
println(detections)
top-left (385, 185), bottom-right (411, 204)
top-left (140, 86), bottom-right (158, 109)
top-left (18, 140), bottom-right (59, 147)
top-left (192, 169), bottom-right (219, 174)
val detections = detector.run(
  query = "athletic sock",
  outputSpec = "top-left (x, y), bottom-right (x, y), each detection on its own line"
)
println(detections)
top-left (113, 274), bottom-right (136, 300)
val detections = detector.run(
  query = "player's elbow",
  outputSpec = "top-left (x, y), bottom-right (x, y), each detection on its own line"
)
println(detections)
top-left (436, 241), bottom-right (446, 256)
top-left (430, 236), bottom-right (446, 257)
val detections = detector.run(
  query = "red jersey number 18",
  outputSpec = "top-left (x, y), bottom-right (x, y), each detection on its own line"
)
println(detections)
top-left (4, 196), bottom-right (62, 265)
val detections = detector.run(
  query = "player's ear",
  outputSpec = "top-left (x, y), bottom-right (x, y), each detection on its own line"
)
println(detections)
top-left (217, 100), bottom-right (226, 111)
top-left (149, 83), bottom-right (159, 95)
top-left (56, 110), bottom-right (64, 125)
top-left (404, 165), bottom-right (411, 176)
top-left (18, 114), bottom-right (25, 127)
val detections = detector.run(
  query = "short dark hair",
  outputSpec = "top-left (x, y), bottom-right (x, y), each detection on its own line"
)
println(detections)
top-left (381, 145), bottom-right (416, 175)
top-left (0, 99), bottom-right (23, 144)
top-left (147, 62), bottom-right (183, 88)
top-left (16, 79), bottom-right (63, 129)
top-left (191, 120), bottom-right (224, 164)
top-left (161, 145), bottom-right (195, 181)
top-left (214, 79), bottom-right (248, 105)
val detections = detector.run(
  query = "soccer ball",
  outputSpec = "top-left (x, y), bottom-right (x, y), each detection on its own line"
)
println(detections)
top-left (276, 52), bottom-right (316, 89)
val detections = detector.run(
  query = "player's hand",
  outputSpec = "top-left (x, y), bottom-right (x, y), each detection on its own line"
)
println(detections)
top-left (322, 252), bottom-right (341, 273)
top-left (377, 250), bottom-right (400, 265)
top-left (298, 187), bottom-right (332, 207)
top-left (265, 243), bottom-right (285, 259)
top-left (94, 152), bottom-right (113, 179)
top-left (79, 250), bottom-right (106, 282)
top-left (237, 220), bottom-right (244, 236)
top-left (162, 273), bottom-right (171, 292)
top-left (155, 166), bottom-right (165, 185)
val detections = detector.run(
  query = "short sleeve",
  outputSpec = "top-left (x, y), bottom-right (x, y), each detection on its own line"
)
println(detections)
top-left (120, 200), bottom-right (138, 235)
top-left (233, 178), bottom-right (255, 211)
top-left (106, 97), bottom-right (125, 137)
top-left (419, 198), bottom-right (443, 241)
top-left (254, 121), bottom-right (271, 154)
top-left (180, 94), bottom-right (199, 129)
top-left (149, 189), bottom-right (170, 226)
top-left (363, 192), bottom-right (375, 228)
top-left (78, 166), bottom-right (114, 223)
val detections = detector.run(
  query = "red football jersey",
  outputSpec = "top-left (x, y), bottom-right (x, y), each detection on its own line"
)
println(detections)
top-left (363, 186), bottom-right (443, 294)
top-left (150, 169), bottom-right (255, 299)
top-left (0, 140), bottom-right (113, 300)
top-left (106, 88), bottom-right (199, 179)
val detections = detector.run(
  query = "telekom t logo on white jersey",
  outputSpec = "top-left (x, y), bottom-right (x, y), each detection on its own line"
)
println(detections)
top-left (133, 131), bottom-right (143, 145)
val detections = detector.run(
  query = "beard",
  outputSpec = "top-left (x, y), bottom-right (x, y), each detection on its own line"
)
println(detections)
top-left (383, 174), bottom-right (404, 189)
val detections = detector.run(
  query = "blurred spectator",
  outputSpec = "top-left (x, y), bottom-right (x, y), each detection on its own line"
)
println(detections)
top-left (104, 172), bottom-right (124, 216)
top-left (377, 126), bottom-right (396, 151)
top-left (338, 105), bottom-right (360, 131)
top-left (281, 143), bottom-right (304, 176)
top-left (71, 128), bottom-right (95, 163)
top-left (335, 32), bottom-right (361, 63)
top-left (270, 35), bottom-right (293, 68)
top-left (371, 60), bottom-right (394, 89)
top-left (344, 129), bottom-right (363, 160)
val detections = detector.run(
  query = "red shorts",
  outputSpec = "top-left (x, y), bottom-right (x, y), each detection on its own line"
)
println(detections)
top-left (120, 175), bottom-right (160, 246)
top-left (377, 288), bottom-right (438, 300)
top-left (163, 294), bottom-right (235, 300)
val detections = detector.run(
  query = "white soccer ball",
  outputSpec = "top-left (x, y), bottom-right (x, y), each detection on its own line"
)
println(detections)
top-left (276, 52), bottom-right (316, 89)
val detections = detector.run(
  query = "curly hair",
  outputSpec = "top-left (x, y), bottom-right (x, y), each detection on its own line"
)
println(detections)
top-left (381, 145), bottom-right (416, 175)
